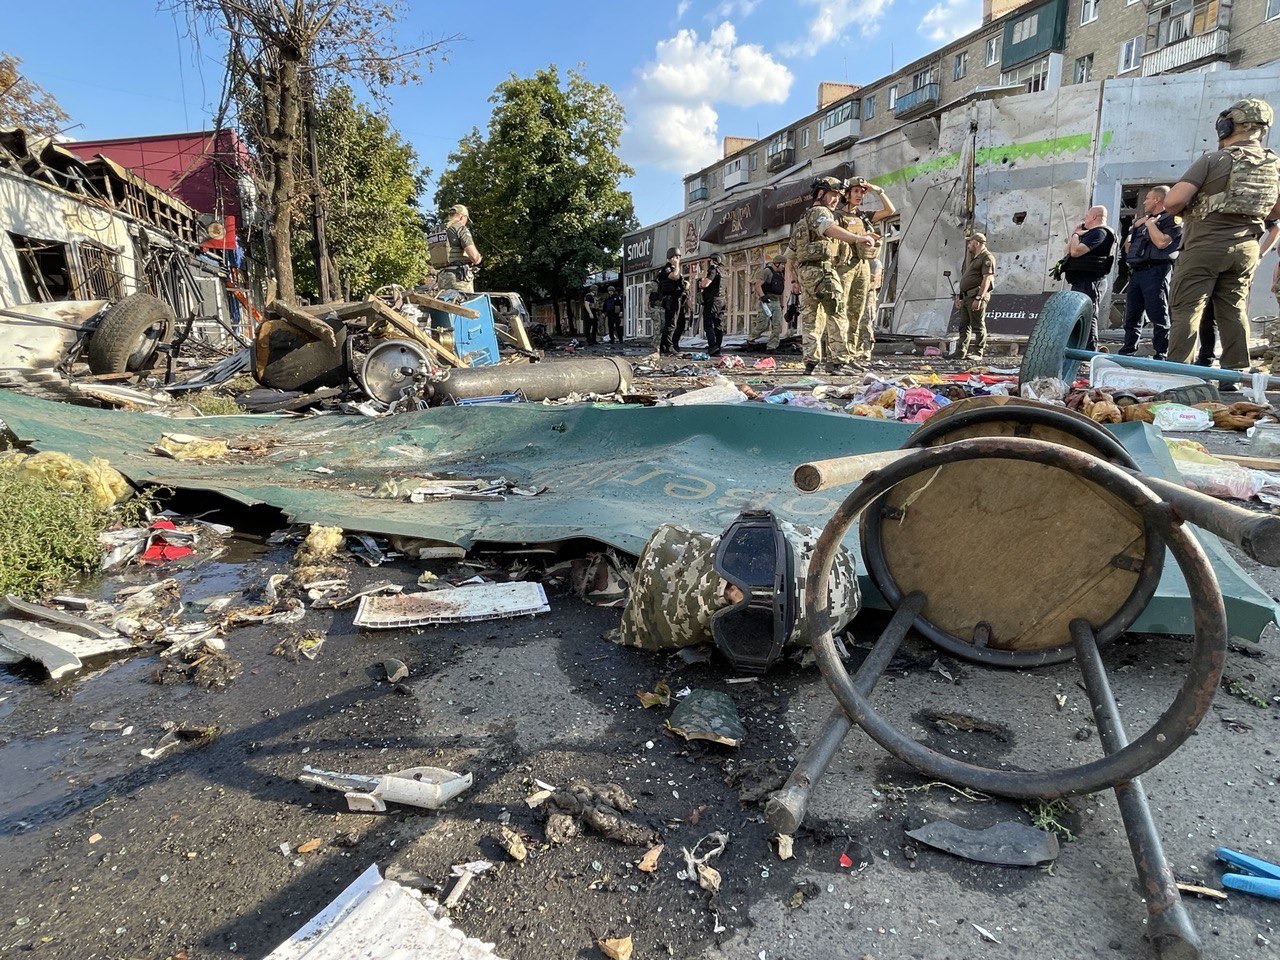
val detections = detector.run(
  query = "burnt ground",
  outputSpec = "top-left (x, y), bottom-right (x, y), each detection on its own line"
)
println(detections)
top-left (1, 348), bottom-right (1279, 960)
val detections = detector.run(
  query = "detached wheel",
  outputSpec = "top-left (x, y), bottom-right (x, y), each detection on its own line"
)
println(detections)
top-left (1019, 291), bottom-right (1093, 386)
top-left (87, 293), bottom-right (175, 375)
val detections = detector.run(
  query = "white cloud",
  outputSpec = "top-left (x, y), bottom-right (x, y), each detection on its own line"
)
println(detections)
top-left (782, 0), bottom-right (896, 55)
top-left (622, 21), bottom-right (793, 174)
top-left (676, 0), bottom-right (691, 19)
top-left (919, 0), bottom-right (980, 41)
top-left (713, 0), bottom-right (763, 16)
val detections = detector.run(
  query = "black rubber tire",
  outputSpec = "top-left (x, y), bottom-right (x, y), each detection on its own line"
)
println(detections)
top-left (256, 315), bottom-right (349, 392)
top-left (86, 293), bottom-right (175, 375)
top-left (1019, 291), bottom-right (1093, 386)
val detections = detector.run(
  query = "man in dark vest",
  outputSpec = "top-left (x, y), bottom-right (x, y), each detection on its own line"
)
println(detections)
top-left (656, 247), bottom-right (686, 356)
top-left (1165, 97), bottom-right (1280, 371)
top-left (439, 204), bottom-right (482, 293)
top-left (603, 285), bottom-right (625, 344)
top-left (1120, 186), bottom-right (1182, 361)
top-left (1062, 205), bottom-right (1116, 350)
top-left (698, 254), bottom-right (727, 356)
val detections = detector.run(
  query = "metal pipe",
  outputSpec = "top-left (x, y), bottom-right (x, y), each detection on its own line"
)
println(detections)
top-left (793, 450), bottom-right (912, 492)
top-left (1070, 619), bottom-right (1203, 960)
top-left (1128, 470), bottom-right (1280, 567)
top-left (765, 591), bottom-right (925, 834)
top-left (1063, 347), bottom-right (1274, 388)
top-left (426, 356), bottom-right (632, 404)
top-left (0, 307), bottom-right (94, 333)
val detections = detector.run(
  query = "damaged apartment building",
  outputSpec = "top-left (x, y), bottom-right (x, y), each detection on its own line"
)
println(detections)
top-left (623, 0), bottom-right (1280, 344)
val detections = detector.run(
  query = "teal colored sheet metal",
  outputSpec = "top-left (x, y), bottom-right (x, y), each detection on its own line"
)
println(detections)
top-left (0, 391), bottom-right (1273, 640)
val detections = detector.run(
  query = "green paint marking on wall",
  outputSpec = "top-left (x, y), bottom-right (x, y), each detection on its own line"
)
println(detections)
top-left (976, 131), bottom-right (1112, 166)
top-left (872, 130), bottom-right (1114, 184)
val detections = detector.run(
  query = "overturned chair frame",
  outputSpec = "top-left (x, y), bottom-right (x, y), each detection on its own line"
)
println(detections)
top-left (767, 399), bottom-right (1280, 960)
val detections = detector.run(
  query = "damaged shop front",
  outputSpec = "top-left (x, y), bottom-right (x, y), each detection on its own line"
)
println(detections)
top-left (0, 128), bottom-right (246, 398)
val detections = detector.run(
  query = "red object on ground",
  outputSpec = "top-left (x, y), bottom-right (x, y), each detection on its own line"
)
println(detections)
top-left (839, 851), bottom-right (854, 868)
top-left (139, 519), bottom-right (194, 564)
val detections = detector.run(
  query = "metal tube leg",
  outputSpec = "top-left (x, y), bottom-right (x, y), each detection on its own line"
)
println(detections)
top-left (1071, 619), bottom-right (1203, 960)
top-left (766, 591), bottom-right (926, 834)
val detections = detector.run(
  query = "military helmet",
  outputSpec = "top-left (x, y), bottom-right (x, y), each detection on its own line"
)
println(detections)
top-left (811, 175), bottom-right (845, 195)
top-left (1228, 97), bottom-right (1274, 128)
top-left (709, 253), bottom-right (724, 265)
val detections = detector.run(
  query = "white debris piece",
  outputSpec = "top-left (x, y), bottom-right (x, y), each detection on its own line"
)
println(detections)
top-left (354, 582), bottom-right (549, 629)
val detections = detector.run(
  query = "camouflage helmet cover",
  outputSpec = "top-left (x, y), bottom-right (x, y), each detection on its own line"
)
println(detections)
top-left (811, 175), bottom-right (845, 195)
top-left (1228, 97), bottom-right (1274, 128)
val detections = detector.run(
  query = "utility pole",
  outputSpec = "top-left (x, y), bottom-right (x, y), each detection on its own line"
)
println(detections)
top-left (304, 82), bottom-right (332, 303)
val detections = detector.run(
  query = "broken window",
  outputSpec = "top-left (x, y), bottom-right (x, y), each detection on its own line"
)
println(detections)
top-left (8, 233), bottom-right (74, 302)
top-left (72, 241), bottom-right (124, 300)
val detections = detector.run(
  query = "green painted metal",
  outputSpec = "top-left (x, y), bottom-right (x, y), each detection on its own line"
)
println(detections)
top-left (0, 391), bottom-right (1273, 640)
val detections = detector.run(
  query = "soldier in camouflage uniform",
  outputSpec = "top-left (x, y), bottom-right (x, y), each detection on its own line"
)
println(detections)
top-left (839, 177), bottom-right (896, 363)
top-left (785, 177), bottom-right (877, 376)
top-left (646, 280), bottom-right (665, 352)
top-left (438, 204), bottom-right (483, 293)
top-left (616, 520), bottom-right (860, 652)
top-left (1165, 97), bottom-right (1280, 369)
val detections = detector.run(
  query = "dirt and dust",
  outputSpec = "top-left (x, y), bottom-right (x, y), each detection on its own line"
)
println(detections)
top-left (1, 354), bottom-right (1279, 960)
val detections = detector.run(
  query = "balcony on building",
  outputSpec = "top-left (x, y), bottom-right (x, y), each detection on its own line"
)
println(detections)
top-left (765, 134), bottom-right (795, 173)
top-left (722, 158), bottom-right (749, 188)
top-left (894, 83), bottom-right (941, 119)
top-left (688, 179), bottom-right (708, 203)
top-left (1140, 26), bottom-right (1231, 75)
top-left (820, 100), bottom-right (861, 149)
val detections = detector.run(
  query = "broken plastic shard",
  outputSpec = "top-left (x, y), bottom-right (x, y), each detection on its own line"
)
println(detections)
top-left (666, 690), bottom-right (746, 746)
top-left (299, 765), bottom-right (472, 812)
top-left (905, 820), bottom-right (1059, 867)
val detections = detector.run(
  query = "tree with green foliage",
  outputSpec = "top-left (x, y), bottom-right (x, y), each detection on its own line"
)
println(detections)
top-left (0, 53), bottom-right (71, 138)
top-left (435, 66), bottom-right (637, 321)
top-left (291, 85), bottom-right (429, 300)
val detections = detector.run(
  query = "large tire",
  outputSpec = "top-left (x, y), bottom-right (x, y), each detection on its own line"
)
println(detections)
top-left (86, 293), bottom-right (175, 375)
top-left (1019, 291), bottom-right (1093, 386)
top-left (256, 315), bottom-right (349, 392)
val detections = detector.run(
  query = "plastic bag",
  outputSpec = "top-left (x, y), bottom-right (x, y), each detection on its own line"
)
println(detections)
top-left (666, 377), bottom-right (747, 406)
top-left (1020, 377), bottom-right (1069, 403)
top-left (1151, 403), bottom-right (1212, 432)
top-left (1165, 439), bottom-right (1271, 500)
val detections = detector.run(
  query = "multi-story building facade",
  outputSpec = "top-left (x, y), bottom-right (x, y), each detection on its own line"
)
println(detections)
top-left (624, 0), bottom-right (1280, 343)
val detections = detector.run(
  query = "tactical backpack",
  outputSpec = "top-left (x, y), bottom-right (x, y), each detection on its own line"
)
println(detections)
top-left (1187, 145), bottom-right (1280, 221)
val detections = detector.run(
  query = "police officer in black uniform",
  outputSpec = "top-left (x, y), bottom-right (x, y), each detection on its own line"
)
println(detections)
top-left (698, 254), bottom-right (727, 356)
top-left (1120, 186), bottom-right (1182, 360)
top-left (603, 285), bottom-right (624, 344)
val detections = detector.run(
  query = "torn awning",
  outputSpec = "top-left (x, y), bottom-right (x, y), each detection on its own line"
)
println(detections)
top-left (0, 391), bottom-right (1273, 640)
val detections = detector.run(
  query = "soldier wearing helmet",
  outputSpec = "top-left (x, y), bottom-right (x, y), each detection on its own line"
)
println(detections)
top-left (698, 253), bottom-right (727, 356)
top-left (1165, 97), bottom-right (1280, 370)
top-left (439, 203), bottom-right (482, 293)
top-left (839, 176), bottom-right (896, 363)
top-left (785, 175), bottom-right (878, 375)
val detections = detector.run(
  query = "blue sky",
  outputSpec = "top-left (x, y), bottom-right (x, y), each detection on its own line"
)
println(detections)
top-left (4, 0), bottom-right (978, 226)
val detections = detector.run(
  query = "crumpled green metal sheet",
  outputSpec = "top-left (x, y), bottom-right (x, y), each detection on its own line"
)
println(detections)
top-left (0, 391), bottom-right (1273, 640)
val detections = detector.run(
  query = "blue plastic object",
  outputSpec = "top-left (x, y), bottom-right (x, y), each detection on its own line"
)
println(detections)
top-left (1216, 847), bottom-right (1280, 900)
top-left (429, 293), bottom-right (501, 367)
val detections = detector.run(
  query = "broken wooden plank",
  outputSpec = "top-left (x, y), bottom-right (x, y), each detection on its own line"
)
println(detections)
top-left (1214, 452), bottom-right (1280, 472)
top-left (506, 312), bottom-right (535, 353)
top-left (406, 291), bottom-right (480, 320)
top-left (266, 299), bottom-right (338, 347)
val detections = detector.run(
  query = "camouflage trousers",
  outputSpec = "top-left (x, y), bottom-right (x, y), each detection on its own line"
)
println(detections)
top-left (798, 263), bottom-right (849, 365)
top-left (437, 267), bottom-right (474, 293)
top-left (616, 521), bottom-right (860, 651)
top-left (648, 307), bottom-right (665, 351)
top-left (748, 299), bottom-right (784, 349)
top-left (839, 260), bottom-right (872, 360)
top-left (1167, 238), bottom-right (1260, 370)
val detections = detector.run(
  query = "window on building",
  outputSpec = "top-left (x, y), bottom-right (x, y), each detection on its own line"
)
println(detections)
top-left (954, 51), bottom-right (969, 80)
top-left (912, 67), bottom-right (936, 89)
top-left (8, 234), bottom-right (74, 301)
top-left (1269, 0), bottom-right (1280, 20)
top-left (1000, 55), bottom-right (1052, 93)
top-left (1073, 53), bottom-right (1094, 83)
top-left (1147, 0), bottom-right (1221, 49)
top-left (864, 95), bottom-right (876, 120)
top-left (801, 127), bottom-right (810, 148)
top-left (822, 101), bottom-right (856, 132)
top-left (749, 152), bottom-right (758, 171)
top-left (74, 242), bottom-right (125, 301)
top-left (710, 171), bottom-right (718, 188)
top-left (887, 85), bottom-right (898, 109)
top-left (1081, 0), bottom-right (1099, 23)
top-left (1119, 35), bottom-right (1144, 72)
top-left (984, 35), bottom-right (1002, 65)
top-left (1012, 11), bottom-right (1040, 42)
